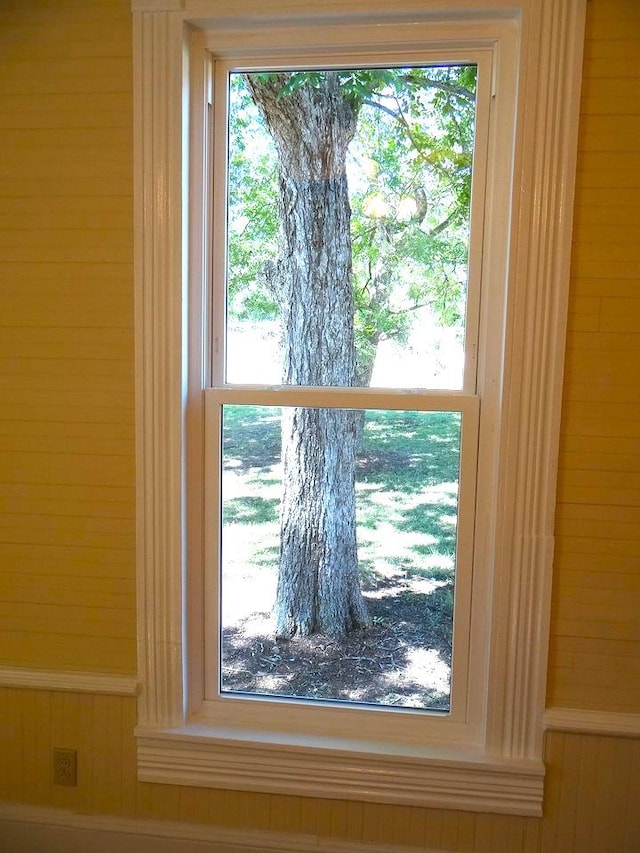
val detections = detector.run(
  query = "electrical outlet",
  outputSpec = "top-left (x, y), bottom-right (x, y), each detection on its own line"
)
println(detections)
top-left (53, 748), bottom-right (77, 787)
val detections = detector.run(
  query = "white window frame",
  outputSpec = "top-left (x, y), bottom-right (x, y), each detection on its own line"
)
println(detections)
top-left (206, 47), bottom-right (487, 745)
top-left (132, 0), bottom-right (586, 817)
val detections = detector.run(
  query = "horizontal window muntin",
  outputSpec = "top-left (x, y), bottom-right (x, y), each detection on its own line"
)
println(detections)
top-left (205, 385), bottom-right (477, 409)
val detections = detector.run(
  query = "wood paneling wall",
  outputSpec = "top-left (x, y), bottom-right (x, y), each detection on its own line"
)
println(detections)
top-left (0, 0), bottom-right (136, 674)
top-left (548, 0), bottom-right (640, 715)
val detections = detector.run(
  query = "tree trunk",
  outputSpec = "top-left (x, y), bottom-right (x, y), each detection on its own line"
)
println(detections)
top-left (247, 72), bottom-right (370, 638)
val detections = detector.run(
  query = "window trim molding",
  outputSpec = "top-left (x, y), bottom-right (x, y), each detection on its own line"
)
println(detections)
top-left (133, 0), bottom-right (587, 815)
top-left (136, 726), bottom-right (545, 816)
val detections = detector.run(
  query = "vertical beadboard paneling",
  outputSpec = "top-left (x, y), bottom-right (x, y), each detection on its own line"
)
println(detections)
top-left (0, 689), bottom-right (25, 803)
top-left (2, 685), bottom-right (640, 850)
top-left (542, 731), bottom-right (640, 852)
top-left (549, 0), bottom-right (640, 714)
top-left (90, 694), bottom-right (125, 816)
top-left (0, 0), bottom-right (136, 674)
top-left (20, 690), bottom-right (52, 806)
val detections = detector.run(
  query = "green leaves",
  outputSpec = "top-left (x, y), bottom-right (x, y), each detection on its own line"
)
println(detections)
top-left (267, 68), bottom-right (401, 103)
top-left (226, 75), bottom-right (279, 321)
top-left (276, 71), bottom-right (325, 98)
top-left (227, 64), bottom-right (477, 370)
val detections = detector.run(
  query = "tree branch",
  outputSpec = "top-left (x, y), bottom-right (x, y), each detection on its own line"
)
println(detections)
top-left (405, 75), bottom-right (475, 103)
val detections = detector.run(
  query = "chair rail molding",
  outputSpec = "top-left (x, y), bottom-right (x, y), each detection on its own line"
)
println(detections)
top-left (0, 667), bottom-right (138, 696)
top-left (544, 707), bottom-right (640, 739)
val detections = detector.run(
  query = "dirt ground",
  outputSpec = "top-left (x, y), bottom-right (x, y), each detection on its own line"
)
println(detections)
top-left (221, 578), bottom-right (453, 711)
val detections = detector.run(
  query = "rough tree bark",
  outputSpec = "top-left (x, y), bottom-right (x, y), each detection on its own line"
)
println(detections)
top-left (247, 72), bottom-right (370, 638)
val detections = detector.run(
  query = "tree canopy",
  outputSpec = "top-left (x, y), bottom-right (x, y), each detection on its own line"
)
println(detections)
top-left (227, 65), bottom-right (477, 387)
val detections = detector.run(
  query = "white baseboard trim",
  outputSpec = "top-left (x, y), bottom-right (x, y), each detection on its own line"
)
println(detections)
top-left (0, 666), bottom-right (138, 697)
top-left (0, 802), bottom-right (442, 853)
top-left (544, 707), bottom-right (640, 738)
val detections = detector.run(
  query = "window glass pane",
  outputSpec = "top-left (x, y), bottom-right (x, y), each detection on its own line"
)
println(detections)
top-left (225, 65), bottom-right (477, 390)
top-left (220, 404), bottom-right (461, 711)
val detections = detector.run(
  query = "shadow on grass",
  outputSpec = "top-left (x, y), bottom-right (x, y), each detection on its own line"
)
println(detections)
top-left (401, 503), bottom-right (458, 555)
top-left (223, 407), bottom-right (282, 472)
top-left (223, 406), bottom-right (462, 483)
top-left (358, 409), bottom-right (461, 494)
top-left (223, 495), bottom-right (279, 525)
top-left (221, 581), bottom-right (453, 711)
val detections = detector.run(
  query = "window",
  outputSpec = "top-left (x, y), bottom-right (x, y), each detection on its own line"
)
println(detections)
top-left (205, 43), bottom-right (493, 752)
top-left (133, 0), bottom-right (586, 816)
top-left (215, 61), bottom-right (483, 717)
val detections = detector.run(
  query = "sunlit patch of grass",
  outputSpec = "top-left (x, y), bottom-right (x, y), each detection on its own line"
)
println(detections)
top-left (356, 516), bottom-right (456, 582)
top-left (253, 544), bottom-right (280, 568)
top-left (382, 647), bottom-right (450, 695)
top-left (358, 409), bottom-right (462, 495)
top-left (220, 405), bottom-right (462, 690)
top-left (253, 673), bottom-right (292, 692)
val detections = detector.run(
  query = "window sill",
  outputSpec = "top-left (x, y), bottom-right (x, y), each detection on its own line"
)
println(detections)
top-left (135, 725), bottom-right (544, 816)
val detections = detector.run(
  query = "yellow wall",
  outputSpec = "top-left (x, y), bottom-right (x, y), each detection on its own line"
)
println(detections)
top-left (0, 1), bottom-right (638, 851)
top-left (0, 0), bottom-right (136, 675)
top-left (548, 0), bottom-right (640, 716)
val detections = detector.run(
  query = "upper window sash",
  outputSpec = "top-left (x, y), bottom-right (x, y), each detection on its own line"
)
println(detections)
top-left (210, 50), bottom-right (491, 396)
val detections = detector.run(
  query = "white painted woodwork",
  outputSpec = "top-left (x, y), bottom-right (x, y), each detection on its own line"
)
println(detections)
top-left (132, 0), bottom-right (587, 816)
